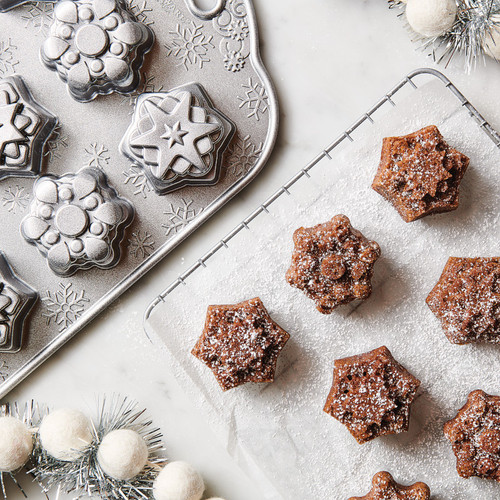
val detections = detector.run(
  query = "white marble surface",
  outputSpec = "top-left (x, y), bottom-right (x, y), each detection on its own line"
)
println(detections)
top-left (4, 0), bottom-right (500, 498)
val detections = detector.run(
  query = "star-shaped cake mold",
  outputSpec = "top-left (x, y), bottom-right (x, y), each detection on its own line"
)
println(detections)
top-left (286, 215), bottom-right (381, 314)
top-left (348, 471), bottom-right (431, 500)
top-left (323, 346), bottom-right (420, 444)
top-left (444, 390), bottom-right (500, 482)
top-left (191, 297), bottom-right (290, 391)
top-left (0, 252), bottom-right (37, 353)
top-left (40, 0), bottom-right (154, 102)
top-left (120, 82), bottom-right (236, 195)
top-left (0, 76), bottom-right (57, 180)
top-left (21, 167), bottom-right (134, 277)
top-left (426, 257), bottom-right (500, 345)
top-left (372, 125), bottom-right (469, 222)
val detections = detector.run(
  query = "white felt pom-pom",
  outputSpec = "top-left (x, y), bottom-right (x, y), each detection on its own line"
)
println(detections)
top-left (97, 429), bottom-right (148, 481)
top-left (406, 0), bottom-right (457, 37)
top-left (153, 461), bottom-right (205, 500)
top-left (39, 408), bottom-right (93, 461)
top-left (483, 18), bottom-right (500, 60)
top-left (206, 498), bottom-right (226, 500)
top-left (0, 416), bottom-right (33, 472)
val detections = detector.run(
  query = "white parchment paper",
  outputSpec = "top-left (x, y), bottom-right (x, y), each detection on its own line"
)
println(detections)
top-left (145, 78), bottom-right (500, 500)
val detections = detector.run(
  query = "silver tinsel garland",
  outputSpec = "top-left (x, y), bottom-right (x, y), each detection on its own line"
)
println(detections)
top-left (1, 397), bottom-right (167, 500)
top-left (390, 0), bottom-right (500, 71)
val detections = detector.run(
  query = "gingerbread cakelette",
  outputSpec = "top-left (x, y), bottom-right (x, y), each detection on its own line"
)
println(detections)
top-left (191, 297), bottom-right (290, 391)
top-left (426, 257), bottom-right (500, 345)
top-left (372, 125), bottom-right (469, 223)
top-left (323, 346), bottom-right (420, 444)
top-left (286, 215), bottom-right (381, 314)
top-left (444, 390), bottom-right (500, 482)
top-left (348, 471), bottom-right (431, 500)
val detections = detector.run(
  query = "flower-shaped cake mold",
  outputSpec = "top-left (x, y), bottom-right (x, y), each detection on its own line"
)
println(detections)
top-left (120, 83), bottom-right (236, 195)
top-left (323, 346), bottom-right (421, 444)
top-left (191, 297), bottom-right (290, 391)
top-left (286, 215), bottom-right (381, 314)
top-left (426, 257), bottom-right (500, 345)
top-left (348, 471), bottom-right (431, 500)
top-left (0, 75), bottom-right (57, 180)
top-left (372, 125), bottom-right (469, 222)
top-left (444, 390), bottom-right (500, 482)
top-left (21, 167), bottom-right (134, 276)
top-left (0, 252), bottom-right (37, 353)
top-left (40, 0), bottom-right (154, 102)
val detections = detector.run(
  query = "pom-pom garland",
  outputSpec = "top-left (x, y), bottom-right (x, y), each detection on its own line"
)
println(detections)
top-left (153, 461), bottom-right (205, 500)
top-left (39, 408), bottom-right (93, 461)
top-left (389, 0), bottom-right (500, 71)
top-left (0, 397), bottom-right (225, 500)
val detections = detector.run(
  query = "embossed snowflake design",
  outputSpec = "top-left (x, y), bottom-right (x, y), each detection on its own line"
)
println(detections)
top-left (84, 143), bottom-right (110, 169)
top-left (165, 22), bottom-right (214, 70)
top-left (0, 39), bottom-right (18, 76)
top-left (127, 0), bottom-right (153, 25)
top-left (227, 134), bottom-right (263, 177)
top-left (2, 186), bottom-right (30, 214)
top-left (228, 18), bottom-right (249, 42)
top-left (42, 282), bottom-right (90, 332)
top-left (122, 165), bottom-right (152, 198)
top-left (162, 198), bottom-right (202, 237)
top-left (128, 230), bottom-right (154, 258)
top-left (223, 51), bottom-right (245, 72)
top-left (121, 73), bottom-right (163, 108)
top-left (238, 78), bottom-right (269, 121)
top-left (44, 127), bottom-right (69, 161)
top-left (21, 2), bottom-right (54, 36)
top-left (0, 360), bottom-right (8, 382)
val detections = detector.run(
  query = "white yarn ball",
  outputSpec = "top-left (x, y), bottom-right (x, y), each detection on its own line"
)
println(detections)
top-left (153, 461), bottom-right (205, 500)
top-left (97, 429), bottom-right (148, 481)
top-left (406, 0), bottom-right (457, 37)
top-left (483, 17), bottom-right (500, 59)
top-left (0, 416), bottom-right (33, 472)
top-left (39, 408), bottom-right (93, 461)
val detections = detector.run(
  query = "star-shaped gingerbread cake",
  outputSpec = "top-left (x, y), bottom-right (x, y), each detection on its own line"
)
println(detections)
top-left (348, 471), bottom-right (430, 500)
top-left (444, 390), bottom-right (500, 482)
top-left (191, 297), bottom-right (290, 391)
top-left (286, 215), bottom-right (381, 314)
top-left (426, 257), bottom-right (500, 345)
top-left (0, 252), bottom-right (37, 353)
top-left (372, 125), bottom-right (469, 222)
top-left (323, 346), bottom-right (420, 444)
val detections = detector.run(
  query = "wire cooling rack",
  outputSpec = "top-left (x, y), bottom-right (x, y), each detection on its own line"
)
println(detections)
top-left (145, 67), bottom-right (500, 319)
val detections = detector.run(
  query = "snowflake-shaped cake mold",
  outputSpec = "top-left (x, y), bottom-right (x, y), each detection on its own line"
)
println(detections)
top-left (120, 82), bottom-right (235, 195)
top-left (0, 75), bottom-right (57, 180)
top-left (40, 0), bottom-right (154, 102)
top-left (0, 252), bottom-right (37, 353)
top-left (21, 167), bottom-right (134, 276)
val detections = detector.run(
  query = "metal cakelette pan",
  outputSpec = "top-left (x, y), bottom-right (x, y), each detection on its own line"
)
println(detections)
top-left (0, 0), bottom-right (278, 397)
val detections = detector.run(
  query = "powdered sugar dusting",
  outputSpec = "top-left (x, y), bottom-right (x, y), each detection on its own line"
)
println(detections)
top-left (146, 79), bottom-right (500, 499)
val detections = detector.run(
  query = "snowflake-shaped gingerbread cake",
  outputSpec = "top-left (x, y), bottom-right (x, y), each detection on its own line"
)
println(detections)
top-left (426, 257), bottom-right (500, 345)
top-left (286, 215), bottom-right (381, 314)
top-left (192, 297), bottom-right (290, 391)
top-left (444, 390), bottom-right (500, 482)
top-left (0, 252), bottom-right (37, 353)
top-left (348, 471), bottom-right (431, 500)
top-left (21, 167), bottom-right (134, 277)
top-left (0, 76), bottom-right (57, 180)
top-left (372, 125), bottom-right (469, 222)
top-left (40, 0), bottom-right (154, 102)
top-left (323, 346), bottom-right (421, 444)
top-left (120, 83), bottom-right (235, 195)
